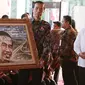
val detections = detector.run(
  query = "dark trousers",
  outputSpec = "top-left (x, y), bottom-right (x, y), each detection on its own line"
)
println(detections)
top-left (18, 69), bottom-right (30, 85)
top-left (74, 65), bottom-right (79, 85)
top-left (9, 72), bottom-right (18, 85)
top-left (79, 66), bottom-right (85, 85)
top-left (54, 66), bottom-right (60, 84)
top-left (31, 68), bottom-right (43, 85)
top-left (61, 60), bottom-right (78, 85)
top-left (18, 68), bottom-right (43, 85)
top-left (0, 78), bottom-right (5, 85)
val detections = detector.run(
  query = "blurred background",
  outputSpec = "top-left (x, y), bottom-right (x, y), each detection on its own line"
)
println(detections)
top-left (0, 0), bottom-right (85, 32)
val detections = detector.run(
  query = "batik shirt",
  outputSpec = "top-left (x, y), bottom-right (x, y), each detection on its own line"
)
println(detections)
top-left (60, 26), bottom-right (77, 60)
top-left (50, 29), bottom-right (63, 69)
top-left (32, 19), bottom-right (51, 63)
top-left (50, 29), bottom-right (63, 58)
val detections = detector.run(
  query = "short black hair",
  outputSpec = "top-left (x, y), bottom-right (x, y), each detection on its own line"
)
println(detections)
top-left (32, 1), bottom-right (44, 8)
top-left (25, 12), bottom-right (29, 15)
top-left (53, 21), bottom-right (61, 27)
top-left (21, 14), bottom-right (26, 19)
top-left (0, 31), bottom-right (13, 45)
top-left (63, 15), bottom-right (72, 25)
top-left (71, 19), bottom-right (75, 29)
top-left (2, 15), bottom-right (9, 19)
top-left (0, 31), bottom-right (12, 39)
top-left (21, 13), bottom-right (29, 19)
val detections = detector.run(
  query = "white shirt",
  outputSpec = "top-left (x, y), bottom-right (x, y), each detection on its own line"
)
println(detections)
top-left (74, 28), bottom-right (85, 67)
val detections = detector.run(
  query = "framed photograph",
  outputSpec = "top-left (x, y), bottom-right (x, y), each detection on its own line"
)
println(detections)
top-left (0, 19), bottom-right (39, 70)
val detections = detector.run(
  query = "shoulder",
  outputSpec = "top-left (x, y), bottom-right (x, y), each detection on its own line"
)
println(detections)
top-left (51, 29), bottom-right (57, 32)
top-left (41, 20), bottom-right (50, 27)
top-left (41, 20), bottom-right (51, 30)
top-left (50, 29), bottom-right (59, 34)
top-left (41, 20), bottom-right (50, 25)
top-left (68, 27), bottom-right (76, 35)
top-left (51, 29), bottom-right (60, 33)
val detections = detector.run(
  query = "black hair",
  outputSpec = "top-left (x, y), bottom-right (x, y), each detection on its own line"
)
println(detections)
top-left (25, 12), bottom-right (29, 15)
top-left (21, 14), bottom-right (26, 19)
top-left (53, 21), bottom-right (61, 27)
top-left (63, 15), bottom-right (72, 25)
top-left (32, 1), bottom-right (44, 8)
top-left (21, 13), bottom-right (29, 19)
top-left (2, 15), bottom-right (9, 19)
top-left (0, 31), bottom-right (13, 45)
top-left (0, 31), bottom-right (12, 39)
top-left (71, 19), bottom-right (78, 33)
top-left (71, 19), bottom-right (75, 29)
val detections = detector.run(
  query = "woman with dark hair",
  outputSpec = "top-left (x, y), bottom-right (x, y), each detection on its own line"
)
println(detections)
top-left (71, 19), bottom-right (78, 34)
top-left (72, 19), bottom-right (79, 85)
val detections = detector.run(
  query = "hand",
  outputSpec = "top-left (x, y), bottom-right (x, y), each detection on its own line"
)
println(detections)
top-left (79, 52), bottom-right (85, 59)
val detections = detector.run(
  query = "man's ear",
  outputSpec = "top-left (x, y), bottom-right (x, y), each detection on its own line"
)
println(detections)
top-left (43, 4), bottom-right (45, 11)
top-left (44, 7), bottom-right (45, 10)
top-left (42, 7), bottom-right (45, 13)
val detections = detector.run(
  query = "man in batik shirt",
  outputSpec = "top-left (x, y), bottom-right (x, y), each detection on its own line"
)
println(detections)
top-left (18, 1), bottom-right (51, 85)
top-left (60, 15), bottom-right (78, 85)
top-left (50, 21), bottom-right (63, 84)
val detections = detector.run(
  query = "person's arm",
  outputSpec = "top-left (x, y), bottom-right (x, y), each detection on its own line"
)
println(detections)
top-left (39, 22), bottom-right (52, 68)
top-left (79, 52), bottom-right (85, 59)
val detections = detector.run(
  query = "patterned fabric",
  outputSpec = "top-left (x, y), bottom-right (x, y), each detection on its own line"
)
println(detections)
top-left (50, 29), bottom-right (63, 69)
top-left (32, 19), bottom-right (51, 63)
top-left (60, 26), bottom-right (77, 60)
top-left (50, 29), bottom-right (63, 58)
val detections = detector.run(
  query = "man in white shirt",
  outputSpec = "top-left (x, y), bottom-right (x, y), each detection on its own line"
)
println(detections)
top-left (74, 28), bottom-right (85, 85)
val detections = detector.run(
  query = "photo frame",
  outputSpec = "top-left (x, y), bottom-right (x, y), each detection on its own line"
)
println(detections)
top-left (0, 19), bottom-right (39, 70)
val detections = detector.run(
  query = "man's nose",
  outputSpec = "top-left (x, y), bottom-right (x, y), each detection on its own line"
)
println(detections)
top-left (37, 9), bottom-right (42, 13)
top-left (6, 46), bottom-right (10, 51)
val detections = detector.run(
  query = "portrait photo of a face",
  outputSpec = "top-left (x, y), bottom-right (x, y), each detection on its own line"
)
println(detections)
top-left (0, 31), bottom-right (13, 63)
top-left (0, 19), bottom-right (38, 70)
top-left (0, 25), bottom-right (32, 63)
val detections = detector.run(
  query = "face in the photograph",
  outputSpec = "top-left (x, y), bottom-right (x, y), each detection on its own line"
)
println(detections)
top-left (0, 35), bottom-right (13, 61)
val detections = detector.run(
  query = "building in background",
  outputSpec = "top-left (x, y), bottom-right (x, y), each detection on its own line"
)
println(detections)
top-left (0, 0), bottom-right (85, 31)
top-left (0, 0), bottom-right (11, 18)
